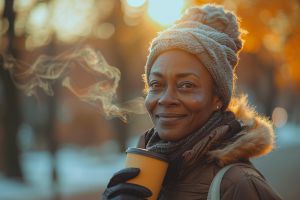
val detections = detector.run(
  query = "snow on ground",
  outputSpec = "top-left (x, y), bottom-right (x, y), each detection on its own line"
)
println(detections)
top-left (0, 139), bottom-right (128, 200)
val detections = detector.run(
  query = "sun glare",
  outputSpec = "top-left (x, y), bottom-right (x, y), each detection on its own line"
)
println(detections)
top-left (127, 0), bottom-right (145, 8)
top-left (147, 0), bottom-right (185, 26)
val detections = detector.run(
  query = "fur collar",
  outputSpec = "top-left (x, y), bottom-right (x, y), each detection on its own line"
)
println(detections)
top-left (208, 95), bottom-right (276, 166)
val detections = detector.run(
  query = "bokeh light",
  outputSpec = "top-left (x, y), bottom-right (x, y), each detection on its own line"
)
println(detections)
top-left (272, 107), bottom-right (288, 128)
top-left (26, 2), bottom-right (51, 49)
top-left (147, 0), bottom-right (185, 26)
top-left (126, 0), bottom-right (145, 8)
top-left (27, 3), bottom-right (49, 30)
top-left (51, 0), bottom-right (97, 43)
top-left (122, 0), bottom-right (146, 26)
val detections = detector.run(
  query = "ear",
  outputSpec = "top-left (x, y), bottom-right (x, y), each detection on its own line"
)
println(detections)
top-left (212, 95), bottom-right (223, 112)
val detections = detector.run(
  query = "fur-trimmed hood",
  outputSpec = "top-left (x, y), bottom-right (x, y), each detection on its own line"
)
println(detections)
top-left (208, 95), bottom-right (276, 166)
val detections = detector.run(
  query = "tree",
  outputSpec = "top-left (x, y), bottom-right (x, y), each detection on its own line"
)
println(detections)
top-left (0, 0), bottom-right (23, 180)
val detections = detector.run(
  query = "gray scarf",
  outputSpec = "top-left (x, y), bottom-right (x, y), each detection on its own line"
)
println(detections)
top-left (145, 111), bottom-right (240, 164)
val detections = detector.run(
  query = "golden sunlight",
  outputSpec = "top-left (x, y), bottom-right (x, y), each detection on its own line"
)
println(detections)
top-left (51, 0), bottom-right (97, 42)
top-left (26, 2), bottom-right (51, 49)
top-left (147, 0), bottom-right (185, 26)
top-left (126, 0), bottom-right (146, 8)
top-left (27, 3), bottom-right (49, 29)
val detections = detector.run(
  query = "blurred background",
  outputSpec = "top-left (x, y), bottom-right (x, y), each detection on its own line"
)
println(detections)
top-left (0, 0), bottom-right (299, 199)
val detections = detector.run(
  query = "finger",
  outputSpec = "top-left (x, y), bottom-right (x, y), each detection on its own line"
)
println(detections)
top-left (108, 168), bottom-right (140, 187)
top-left (107, 183), bottom-right (152, 199)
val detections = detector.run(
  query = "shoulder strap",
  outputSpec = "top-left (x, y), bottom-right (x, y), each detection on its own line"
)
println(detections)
top-left (207, 163), bottom-right (238, 200)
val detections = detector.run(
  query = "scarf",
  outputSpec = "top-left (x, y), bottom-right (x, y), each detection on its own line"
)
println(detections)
top-left (145, 111), bottom-right (242, 175)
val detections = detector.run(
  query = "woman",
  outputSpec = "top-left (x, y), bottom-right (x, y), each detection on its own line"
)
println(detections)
top-left (103, 4), bottom-right (282, 200)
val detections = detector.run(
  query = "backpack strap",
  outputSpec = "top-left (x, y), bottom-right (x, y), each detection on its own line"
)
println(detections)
top-left (207, 163), bottom-right (238, 200)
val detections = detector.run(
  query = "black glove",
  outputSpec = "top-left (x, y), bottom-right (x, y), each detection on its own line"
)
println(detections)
top-left (102, 168), bottom-right (152, 200)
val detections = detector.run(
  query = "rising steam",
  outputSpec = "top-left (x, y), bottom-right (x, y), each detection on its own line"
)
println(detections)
top-left (2, 47), bottom-right (146, 122)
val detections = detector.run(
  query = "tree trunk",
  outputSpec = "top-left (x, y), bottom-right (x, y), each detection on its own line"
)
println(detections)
top-left (0, 0), bottom-right (23, 179)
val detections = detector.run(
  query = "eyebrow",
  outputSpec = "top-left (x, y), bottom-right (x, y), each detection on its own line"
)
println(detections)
top-left (149, 71), bottom-right (201, 79)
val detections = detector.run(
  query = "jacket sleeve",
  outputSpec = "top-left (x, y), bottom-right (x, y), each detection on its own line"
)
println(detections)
top-left (220, 164), bottom-right (282, 200)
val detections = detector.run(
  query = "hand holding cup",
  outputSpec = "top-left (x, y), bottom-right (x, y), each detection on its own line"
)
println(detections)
top-left (102, 167), bottom-right (152, 200)
top-left (125, 148), bottom-right (169, 200)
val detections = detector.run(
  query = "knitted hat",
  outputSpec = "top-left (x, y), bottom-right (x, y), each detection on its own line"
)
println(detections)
top-left (145, 4), bottom-right (244, 108)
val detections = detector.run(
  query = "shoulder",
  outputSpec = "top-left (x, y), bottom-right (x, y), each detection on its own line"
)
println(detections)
top-left (220, 163), bottom-right (282, 200)
top-left (221, 163), bottom-right (264, 185)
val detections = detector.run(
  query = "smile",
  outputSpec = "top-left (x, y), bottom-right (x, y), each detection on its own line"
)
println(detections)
top-left (156, 113), bottom-right (187, 123)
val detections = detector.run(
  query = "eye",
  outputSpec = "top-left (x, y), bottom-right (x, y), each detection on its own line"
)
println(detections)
top-left (149, 81), bottom-right (162, 90)
top-left (178, 81), bottom-right (195, 89)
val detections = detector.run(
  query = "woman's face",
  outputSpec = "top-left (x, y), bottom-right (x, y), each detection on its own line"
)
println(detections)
top-left (145, 50), bottom-right (222, 141)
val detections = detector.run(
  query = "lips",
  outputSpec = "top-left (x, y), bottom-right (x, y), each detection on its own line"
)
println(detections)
top-left (156, 113), bottom-right (187, 123)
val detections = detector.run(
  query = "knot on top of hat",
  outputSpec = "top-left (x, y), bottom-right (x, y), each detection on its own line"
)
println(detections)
top-left (177, 4), bottom-right (243, 53)
top-left (179, 6), bottom-right (228, 33)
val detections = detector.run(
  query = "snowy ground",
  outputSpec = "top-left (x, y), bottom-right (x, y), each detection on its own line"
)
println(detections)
top-left (0, 140), bottom-right (130, 200)
top-left (0, 124), bottom-right (299, 200)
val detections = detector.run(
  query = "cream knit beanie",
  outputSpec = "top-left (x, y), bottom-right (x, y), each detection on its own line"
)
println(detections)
top-left (145, 4), bottom-right (244, 108)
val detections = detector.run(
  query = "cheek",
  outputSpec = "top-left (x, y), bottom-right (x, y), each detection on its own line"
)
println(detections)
top-left (183, 93), bottom-right (214, 112)
top-left (145, 93), bottom-right (157, 115)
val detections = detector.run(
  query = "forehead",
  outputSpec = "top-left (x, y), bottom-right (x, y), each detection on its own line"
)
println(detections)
top-left (149, 50), bottom-right (208, 78)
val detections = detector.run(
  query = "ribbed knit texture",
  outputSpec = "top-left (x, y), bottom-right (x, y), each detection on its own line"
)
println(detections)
top-left (145, 4), bottom-right (243, 108)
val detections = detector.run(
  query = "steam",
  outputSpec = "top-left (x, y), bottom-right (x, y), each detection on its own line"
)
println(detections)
top-left (2, 47), bottom-right (146, 122)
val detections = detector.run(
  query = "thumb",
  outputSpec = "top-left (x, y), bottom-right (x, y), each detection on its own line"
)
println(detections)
top-left (107, 168), bottom-right (140, 187)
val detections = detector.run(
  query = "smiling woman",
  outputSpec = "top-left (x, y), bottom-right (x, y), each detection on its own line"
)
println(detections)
top-left (103, 4), bottom-right (282, 200)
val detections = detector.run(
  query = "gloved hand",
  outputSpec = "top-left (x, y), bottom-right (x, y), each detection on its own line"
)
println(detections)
top-left (102, 168), bottom-right (152, 200)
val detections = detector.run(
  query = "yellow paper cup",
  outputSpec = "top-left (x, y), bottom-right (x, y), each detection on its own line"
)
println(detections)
top-left (125, 147), bottom-right (169, 200)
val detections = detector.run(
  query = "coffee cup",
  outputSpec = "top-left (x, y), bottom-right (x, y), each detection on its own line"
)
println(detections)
top-left (125, 147), bottom-right (169, 200)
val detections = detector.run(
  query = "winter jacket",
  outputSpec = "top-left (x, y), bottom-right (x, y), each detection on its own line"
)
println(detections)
top-left (137, 97), bottom-right (282, 200)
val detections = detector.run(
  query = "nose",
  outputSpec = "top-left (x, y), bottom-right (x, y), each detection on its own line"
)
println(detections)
top-left (158, 87), bottom-right (179, 106)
